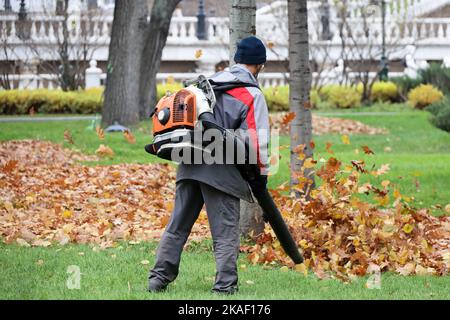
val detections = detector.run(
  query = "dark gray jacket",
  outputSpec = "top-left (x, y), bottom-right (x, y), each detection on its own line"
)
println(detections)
top-left (176, 64), bottom-right (270, 202)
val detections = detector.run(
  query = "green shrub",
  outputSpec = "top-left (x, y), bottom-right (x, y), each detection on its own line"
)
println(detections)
top-left (419, 63), bottom-right (450, 95)
top-left (425, 96), bottom-right (450, 132)
top-left (0, 84), bottom-right (185, 115)
top-left (319, 85), bottom-right (362, 108)
top-left (368, 81), bottom-right (399, 102)
top-left (156, 82), bottom-right (183, 101)
top-left (262, 86), bottom-right (289, 112)
top-left (310, 89), bottom-right (320, 109)
top-left (407, 84), bottom-right (444, 110)
top-left (391, 75), bottom-right (422, 100)
top-left (0, 88), bottom-right (103, 115)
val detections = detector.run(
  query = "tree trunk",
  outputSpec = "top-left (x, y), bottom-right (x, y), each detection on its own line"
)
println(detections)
top-left (139, 0), bottom-right (181, 120)
top-left (229, 0), bottom-right (264, 238)
top-left (102, 0), bottom-right (148, 127)
top-left (288, 0), bottom-right (314, 195)
top-left (229, 0), bottom-right (256, 66)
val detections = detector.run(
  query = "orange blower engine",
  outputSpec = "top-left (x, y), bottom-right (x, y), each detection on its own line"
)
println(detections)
top-left (144, 75), bottom-right (217, 161)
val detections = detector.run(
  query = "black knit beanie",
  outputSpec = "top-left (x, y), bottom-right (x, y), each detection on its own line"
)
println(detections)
top-left (234, 36), bottom-right (267, 65)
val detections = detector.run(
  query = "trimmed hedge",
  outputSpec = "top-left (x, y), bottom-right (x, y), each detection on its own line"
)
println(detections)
top-left (407, 84), bottom-right (444, 110)
top-left (0, 84), bottom-right (186, 115)
top-left (0, 81), bottom-right (427, 115)
top-left (426, 96), bottom-right (450, 132)
top-left (0, 88), bottom-right (104, 115)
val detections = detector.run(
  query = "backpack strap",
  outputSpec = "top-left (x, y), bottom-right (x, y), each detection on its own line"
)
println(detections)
top-left (208, 79), bottom-right (260, 95)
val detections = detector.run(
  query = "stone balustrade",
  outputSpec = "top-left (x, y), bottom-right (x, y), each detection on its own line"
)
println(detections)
top-left (2, 13), bottom-right (450, 46)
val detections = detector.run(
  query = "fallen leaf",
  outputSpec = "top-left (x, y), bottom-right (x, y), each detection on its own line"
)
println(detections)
top-left (325, 142), bottom-right (334, 154)
top-left (62, 210), bottom-right (73, 219)
top-left (195, 49), bottom-right (203, 59)
top-left (16, 238), bottom-right (30, 247)
top-left (96, 126), bottom-right (105, 140)
top-left (445, 204), bottom-right (450, 213)
top-left (280, 266), bottom-right (289, 272)
top-left (303, 158), bottom-right (317, 169)
top-left (341, 135), bottom-right (350, 145)
top-left (281, 112), bottom-right (295, 126)
top-left (64, 129), bottom-right (74, 144)
top-left (95, 144), bottom-right (114, 158)
top-left (140, 260), bottom-right (150, 265)
top-left (361, 145), bottom-right (374, 155)
top-left (123, 130), bottom-right (136, 144)
top-left (295, 263), bottom-right (308, 276)
top-left (402, 224), bottom-right (414, 234)
top-left (1, 160), bottom-right (18, 173)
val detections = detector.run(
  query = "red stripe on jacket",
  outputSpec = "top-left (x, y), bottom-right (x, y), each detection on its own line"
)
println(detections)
top-left (226, 87), bottom-right (262, 168)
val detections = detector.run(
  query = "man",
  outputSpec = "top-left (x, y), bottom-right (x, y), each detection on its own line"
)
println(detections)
top-left (148, 36), bottom-right (270, 295)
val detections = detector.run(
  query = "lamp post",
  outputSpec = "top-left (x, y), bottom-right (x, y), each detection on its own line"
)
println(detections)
top-left (4, 0), bottom-right (12, 11)
top-left (17, 0), bottom-right (29, 40)
top-left (320, 0), bottom-right (332, 41)
top-left (378, 0), bottom-right (389, 81)
top-left (196, 0), bottom-right (207, 40)
top-left (18, 0), bottom-right (27, 20)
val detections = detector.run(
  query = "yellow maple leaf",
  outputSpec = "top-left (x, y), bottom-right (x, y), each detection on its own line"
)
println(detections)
top-left (195, 49), bottom-right (203, 59)
top-left (303, 158), bottom-right (316, 169)
top-left (280, 266), bottom-right (289, 272)
top-left (341, 135), bottom-right (350, 145)
top-left (62, 210), bottom-right (73, 219)
top-left (445, 204), bottom-right (450, 213)
top-left (295, 263), bottom-right (308, 276)
top-left (402, 223), bottom-right (414, 234)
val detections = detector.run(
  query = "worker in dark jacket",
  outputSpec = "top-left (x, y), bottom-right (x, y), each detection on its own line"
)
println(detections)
top-left (148, 36), bottom-right (270, 295)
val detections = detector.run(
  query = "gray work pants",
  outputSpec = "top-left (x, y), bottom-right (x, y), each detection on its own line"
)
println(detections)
top-left (149, 179), bottom-right (241, 292)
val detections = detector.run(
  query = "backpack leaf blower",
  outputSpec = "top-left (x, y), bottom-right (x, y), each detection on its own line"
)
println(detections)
top-left (145, 75), bottom-right (303, 265)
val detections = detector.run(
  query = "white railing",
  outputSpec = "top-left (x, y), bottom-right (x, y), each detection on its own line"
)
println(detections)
top-left (0, 14), bottom-right (112, 44)
top-left (1, 74), bottom-right (59, 89)
top-left (2, 13), bottom-right (450, 46)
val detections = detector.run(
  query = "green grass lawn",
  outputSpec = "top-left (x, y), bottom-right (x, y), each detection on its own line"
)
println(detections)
top-left (1, 242), bottom-right (449, 300)
top-left (0, 108), bottom-right (449, 299)
top-left (1, 108), bottom-right (448, 209)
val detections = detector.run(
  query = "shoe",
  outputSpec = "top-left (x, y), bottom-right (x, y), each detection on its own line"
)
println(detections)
top-left (148, 278), bottom-right (168, 293)
top-left (211, 286), bottom-right (239, 295)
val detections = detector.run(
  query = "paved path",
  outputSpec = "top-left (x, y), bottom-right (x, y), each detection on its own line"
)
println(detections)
top-left (0, 112), bottom-right (406, 123)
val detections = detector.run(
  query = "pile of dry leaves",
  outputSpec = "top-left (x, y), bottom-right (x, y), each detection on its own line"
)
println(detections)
top-left (246, 151), bottom-right (450, 280)
top-left (1, 139), bottom-right (449, 280)
top-left (0, 140), bottom-right (211, 249)
top-left (270, 112), bottom-right (388, 136)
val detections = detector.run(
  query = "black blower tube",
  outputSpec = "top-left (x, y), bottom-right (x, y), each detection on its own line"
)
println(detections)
top-left (199, 112), bottom-right (303, 265)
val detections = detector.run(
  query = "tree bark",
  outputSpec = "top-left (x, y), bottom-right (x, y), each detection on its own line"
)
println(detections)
top-left (229, 0), bottom-right (264, 238)
top-left (139, 0), bottom-right (181, 120)
top-left (229, 0), bottom-right (256, 66)
top-left (102, 0), bottom-right (148, 127)
top-left (288, 0), bottom-right (314, 194)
